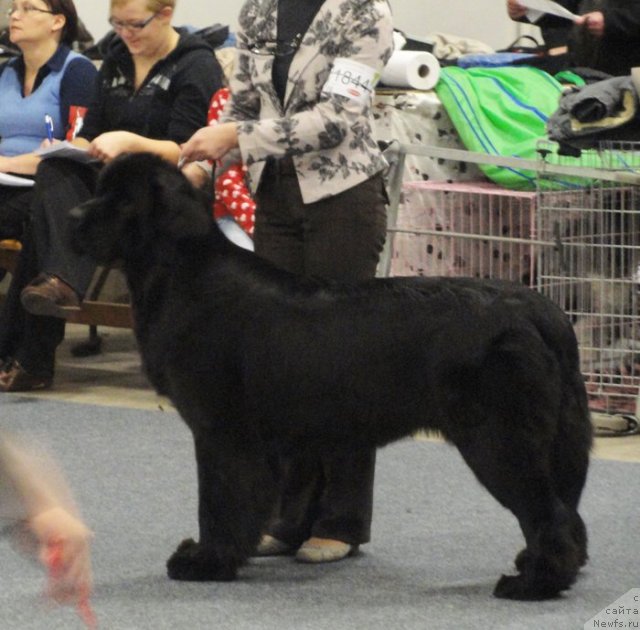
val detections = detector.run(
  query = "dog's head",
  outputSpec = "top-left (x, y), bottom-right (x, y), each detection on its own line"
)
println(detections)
top-left (70, 153), bottom-right (212, 265)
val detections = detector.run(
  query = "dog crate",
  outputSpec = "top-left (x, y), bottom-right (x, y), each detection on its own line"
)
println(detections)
top-left (536, 143), bottom-right (640, 432)
top-left (382, 142), bottom-right (640, 435)
top-left (387, 181), bottom-right (536, 286)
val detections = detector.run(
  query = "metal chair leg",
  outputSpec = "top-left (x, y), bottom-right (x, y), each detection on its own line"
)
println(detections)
top-left (70, 325), bottom-right (103, 357)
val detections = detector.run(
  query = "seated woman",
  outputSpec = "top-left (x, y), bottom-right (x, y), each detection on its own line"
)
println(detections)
top-left (0, 0), bottom-right (224, 392)
top-left (0, 0), bottom-right (97, 242)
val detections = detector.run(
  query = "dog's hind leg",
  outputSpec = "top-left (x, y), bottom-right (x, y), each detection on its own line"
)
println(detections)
top-left (548, 461), bottom-right (589, 572)
top-left (442, 324), bottom-right (591, 599)
top-left (550, 380), bottom-right (592, 569)
top-left (454, 429), bottom-right (582, 601)
top-left (513, 412), bottom-right (591, 575)
top-left (167, 430), bottom-right (278, 581)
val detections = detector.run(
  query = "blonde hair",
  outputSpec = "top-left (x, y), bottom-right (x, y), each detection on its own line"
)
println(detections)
top-left (110, 0), bottom-right (176, 10)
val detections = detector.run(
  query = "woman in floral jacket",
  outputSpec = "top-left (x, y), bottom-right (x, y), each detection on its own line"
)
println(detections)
top-left (180, 0), bottom-right (393, 563)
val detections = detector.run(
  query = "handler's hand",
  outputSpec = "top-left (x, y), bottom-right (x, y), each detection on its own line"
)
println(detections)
top-left (179, 123), bottom-right (238, 166)
top-left (574, 11), bottom-right (605, 38)
top-left (182, 161), bottom-right (212, 189)
top-left (507, 0), bottom-right (527, 20)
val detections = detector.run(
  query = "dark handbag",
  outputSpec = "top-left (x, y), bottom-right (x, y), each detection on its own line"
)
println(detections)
top-left (499, 34), bottom-right (547, 54)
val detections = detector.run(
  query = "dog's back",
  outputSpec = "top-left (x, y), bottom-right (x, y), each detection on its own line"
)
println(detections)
top-left (187, 268), bottom-right (587, 448)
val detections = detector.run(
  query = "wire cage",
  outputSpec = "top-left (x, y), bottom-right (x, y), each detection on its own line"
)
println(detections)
top-left (387, 181), bottom-right (537, 286)
top-left (381, 141), bottom-right (640, 433)
top-left (536, 142), bottom-right (640, 425)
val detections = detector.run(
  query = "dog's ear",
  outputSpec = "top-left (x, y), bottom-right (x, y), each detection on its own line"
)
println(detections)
top-left (152, 161), bottom-right (212, 241)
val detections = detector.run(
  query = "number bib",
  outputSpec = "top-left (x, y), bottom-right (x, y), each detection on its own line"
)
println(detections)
top-left (322, 58), bottom-right (378, 105)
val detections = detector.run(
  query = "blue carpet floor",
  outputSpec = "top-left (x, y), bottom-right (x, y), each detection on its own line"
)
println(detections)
top-left (0, 397), bottom-right (638, 629)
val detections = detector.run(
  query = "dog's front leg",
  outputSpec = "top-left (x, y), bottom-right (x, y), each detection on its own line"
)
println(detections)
top-left (167, 430), bottom-right (277, 581)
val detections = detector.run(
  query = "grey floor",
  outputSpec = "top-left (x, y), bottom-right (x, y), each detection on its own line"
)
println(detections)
top-left (0, 325), bottom-right (638, 630)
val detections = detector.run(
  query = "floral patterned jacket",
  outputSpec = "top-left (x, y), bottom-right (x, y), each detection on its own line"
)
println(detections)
top-left (220, 0), bottom-right (394, 203)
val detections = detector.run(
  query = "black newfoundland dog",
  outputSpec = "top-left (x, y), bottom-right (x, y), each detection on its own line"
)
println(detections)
top-left (70, 153), bottom-right (592, 601)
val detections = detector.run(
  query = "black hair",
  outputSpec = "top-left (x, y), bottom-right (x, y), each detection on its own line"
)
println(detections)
top-left (44, 0), bottom-right (79, 46)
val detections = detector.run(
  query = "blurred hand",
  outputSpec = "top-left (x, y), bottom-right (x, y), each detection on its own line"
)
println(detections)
top-left (507, 0), bottom-right (528, 20)
top-left (29, 506), bottom-right (93, 606)
top-left (88, 131), bottom-right (138, 163)
top-left (574, 11), bottom-right (605, 37)
top-left (182, 161), bottom-right (212, 189)
top-left (179, 123), bottom-right (238, 166)
top-left (38, 138), bottom-right (61, 149)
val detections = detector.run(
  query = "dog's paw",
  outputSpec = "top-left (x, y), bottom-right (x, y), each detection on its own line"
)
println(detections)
top-left (166, 538), bottom-right (238, 582)
top-left (493, 573), bottom-right (563, 601)
top-left (514, 548), bottom-right (531, 572)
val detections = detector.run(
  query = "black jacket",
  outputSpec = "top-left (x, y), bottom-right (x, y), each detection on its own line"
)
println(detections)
top-left (518, 0), bottom-right (640, 76)
top-left (78, 30), bottom-right (223, 144)
top-left (588, 0), bottom-right (640, 75)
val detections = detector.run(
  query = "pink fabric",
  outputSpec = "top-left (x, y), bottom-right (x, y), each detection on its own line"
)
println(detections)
top-left (390, 181), bottom-right (536, 282)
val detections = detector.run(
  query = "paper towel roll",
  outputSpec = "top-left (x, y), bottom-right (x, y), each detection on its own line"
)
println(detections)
top-left (380, 50), bottom-right (440, 91)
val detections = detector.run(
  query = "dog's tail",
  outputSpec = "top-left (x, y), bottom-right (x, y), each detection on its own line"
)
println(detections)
top-left (433, 301), bottom-right (591, 447)
top-left (430, 306), bottom-right (565, 426)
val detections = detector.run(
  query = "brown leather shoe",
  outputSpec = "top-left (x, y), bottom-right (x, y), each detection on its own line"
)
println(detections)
top-left (0, 360), bottom-right (53, 392)
top-left (20, 274), bottom-right (80, 319)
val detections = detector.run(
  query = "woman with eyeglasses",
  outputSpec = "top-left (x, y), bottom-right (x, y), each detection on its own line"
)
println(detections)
top-left (180, 0), bottom-right (393, 565)
top-left (0, 0), bottom-right (224, 392)
top-left (0, 0), bottom-right (96, 242)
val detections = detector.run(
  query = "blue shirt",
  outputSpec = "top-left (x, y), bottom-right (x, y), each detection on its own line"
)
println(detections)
top-left (0, 45), bottom-right (97, 157)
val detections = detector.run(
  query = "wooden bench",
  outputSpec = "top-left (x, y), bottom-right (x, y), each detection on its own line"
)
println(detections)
top-left (0, 239), bottom-right (134, 331)
top-left (0, 238), bottom-right (21, 274)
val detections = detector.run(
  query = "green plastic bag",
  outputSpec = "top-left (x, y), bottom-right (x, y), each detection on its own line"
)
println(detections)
top-left (435, 66), bottom-right (583, 189)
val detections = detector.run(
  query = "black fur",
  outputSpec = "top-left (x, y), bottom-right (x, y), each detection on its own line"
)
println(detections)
top-left (70, 153), bottom-right (593, 601)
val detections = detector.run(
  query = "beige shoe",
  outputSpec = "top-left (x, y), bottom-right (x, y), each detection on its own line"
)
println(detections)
top-left (254, 534), bottom-right (295, 557)
top-left (295, 537), bottom-right (358, 563)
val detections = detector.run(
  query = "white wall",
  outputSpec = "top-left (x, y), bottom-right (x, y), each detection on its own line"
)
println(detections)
top-left (75, 0), bottom-right (526, 50)
top-left (73, 1), bottom-right (245, 41)
top-left (391, 0), bottom-right (523, 49)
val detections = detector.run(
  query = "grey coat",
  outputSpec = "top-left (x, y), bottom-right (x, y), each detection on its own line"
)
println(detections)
top-left (547, 76), bottom-right (638, 144)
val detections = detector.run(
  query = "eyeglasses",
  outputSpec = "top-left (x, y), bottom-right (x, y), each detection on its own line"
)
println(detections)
top-left (108, 12), bottom-right (158, 33)
top-left (6, 3), bottom-right (55, 17)
top-left (248, 33), bottom-right (302, 57)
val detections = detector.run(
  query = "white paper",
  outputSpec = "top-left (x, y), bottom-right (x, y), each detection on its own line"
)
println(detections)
top-left (526, 9), bottom-right (544, 22)
top-left (381, 51), bottom-right (441, 91)
top-left (35, 141), bottom-right (97, 164)
top-left (0, 172), bottom-right (34, 187)
top-left (520, 0), bottom-right (579, 21)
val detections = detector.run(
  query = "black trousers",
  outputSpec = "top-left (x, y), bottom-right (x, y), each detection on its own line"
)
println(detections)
top-left (0, 158), bottom-right (100, 376)
top-left (255, 159), bottom-right (388, 546)
top-left (32, 158), bottom-right (99, 295)
top-left (0, 217), bottom-right (64, 376)
top-left (0, 184), bottom-right (33, 241)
